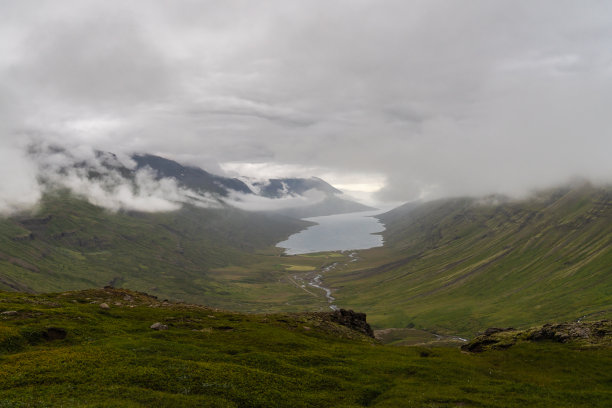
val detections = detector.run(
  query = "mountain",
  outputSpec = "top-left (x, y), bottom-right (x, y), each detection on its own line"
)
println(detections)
top-left (324, 183), bottom-right (612, 335)
top-left (32, 145), bottom-right (372, 217)
top-left (0, 191), bottom-right (314, 307)
top-left (132, 154), bottom-right (252, 196)
top-left (256, 177), bottom-right (342, 198)
top-left (270, 194), bottom-right (376, 218)
top-left (0, 147), bottom-right (372, 311)
top-left (132, 154), bottom-right (373, 216)
top-left (0, 287), bottom-right (609, 407)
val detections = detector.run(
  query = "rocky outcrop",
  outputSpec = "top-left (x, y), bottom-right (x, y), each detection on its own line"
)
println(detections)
top-left (462, 320), bottom-right (611, 352)
top-left (150, 322), bottom-right (168, 331)
top-left (525, 321), bottom-right (609, 342)
top-left (304, 309), bottom-right (375, 339)
top-left (327, 309), bottom-right (374, 338)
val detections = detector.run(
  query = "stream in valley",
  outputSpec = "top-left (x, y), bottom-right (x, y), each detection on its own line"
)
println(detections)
top-left (290, 255), bottom-right (358, 311)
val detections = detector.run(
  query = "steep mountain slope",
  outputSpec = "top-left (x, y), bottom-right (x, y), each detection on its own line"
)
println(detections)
top-left (132, 154), bottom-right (252, 196)
top-left (0, 288), bottom-right (609, 407)
top-left (0, 191), bottom-right (313, 306)
top-left (257, 177), bottom-right (342, 197)
top-left (272, 195), bottom-right (376, 219)
top-left (134, 154), bottom-right (374, 216)
top-left (33, 145), bottom-right (372, 217)
top-left (250, 176), bottom-right (375, 217)
top-left (326, 184), bottom-right (612, 335)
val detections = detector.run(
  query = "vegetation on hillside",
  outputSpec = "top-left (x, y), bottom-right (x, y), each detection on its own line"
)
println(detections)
top-left (0, 191), bottom-right (317, 309)
top-left (2, 184), bottom-right (612, 341)
top-left (326, 184), bottom-right (612, 335)
top-left (0, 288), bottom-right (610, 407)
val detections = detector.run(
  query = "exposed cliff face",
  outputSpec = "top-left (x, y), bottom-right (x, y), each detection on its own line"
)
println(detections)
top-left (462, 320), bottom-right (612, 352)
top-left (315, 309), bottom-right (375, 338)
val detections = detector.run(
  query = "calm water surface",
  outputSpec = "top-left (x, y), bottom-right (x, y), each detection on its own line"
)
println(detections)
top-left (277, 210), bottom-right (385, 255)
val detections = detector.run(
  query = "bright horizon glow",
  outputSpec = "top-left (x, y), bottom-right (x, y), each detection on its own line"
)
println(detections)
top-left (221, 161), bottom-right (387, 195)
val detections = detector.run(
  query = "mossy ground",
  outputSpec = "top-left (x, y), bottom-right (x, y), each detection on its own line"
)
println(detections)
top-left (0, 289), bottom-right (610, 407)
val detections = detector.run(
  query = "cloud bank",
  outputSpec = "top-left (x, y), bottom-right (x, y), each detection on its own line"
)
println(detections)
top-left (1, 0), bottom-right (611, 209)
top-left (5, 143), bottom-right (222, 214)
top-left (0, 142), bottom-right (334, 215)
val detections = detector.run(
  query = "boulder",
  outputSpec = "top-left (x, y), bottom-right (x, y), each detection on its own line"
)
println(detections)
top-left (1, 311), bottom-right (18, 316)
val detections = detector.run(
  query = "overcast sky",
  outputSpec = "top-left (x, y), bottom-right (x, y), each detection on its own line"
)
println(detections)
top-left (1, 0), bottom-right (612, 208)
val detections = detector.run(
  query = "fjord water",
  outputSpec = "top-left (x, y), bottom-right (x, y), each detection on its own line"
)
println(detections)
top-left (277, 210), bottom-right (385, 255)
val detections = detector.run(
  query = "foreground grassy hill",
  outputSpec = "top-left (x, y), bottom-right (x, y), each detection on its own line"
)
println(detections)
top-left (0, 288), bottom-right (610, 407)
top-left (325, 184), bottom-right (612, 335)
top-left (0, 191), bottom-right (326, 310)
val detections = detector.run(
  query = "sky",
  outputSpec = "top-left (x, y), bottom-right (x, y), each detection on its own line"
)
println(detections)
top-left (1, 0), bottom-right (612, 213)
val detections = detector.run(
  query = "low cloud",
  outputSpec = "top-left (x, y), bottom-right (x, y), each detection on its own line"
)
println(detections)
top-left (1, 1), bottom-right (612, 206)
top-left (44, 166), bottom-right (218, 213)
top-left (0, 142), bottom-right (222, 215)
top-left (225, 188), bottom-right (326, 212)
top-left (0, 140), bottom-right (328, 216)
top-left (0, 144), bottom-right (42, 214)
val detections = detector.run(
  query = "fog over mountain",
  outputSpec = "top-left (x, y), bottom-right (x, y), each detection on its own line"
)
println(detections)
top-left (1, 1), bottom-right (611, 214)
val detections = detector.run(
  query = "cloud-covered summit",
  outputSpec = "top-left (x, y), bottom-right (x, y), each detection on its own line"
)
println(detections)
top-left (0, 142), bottom-right (369, 216)
top-left (1, 1), bottom-right (611, 205)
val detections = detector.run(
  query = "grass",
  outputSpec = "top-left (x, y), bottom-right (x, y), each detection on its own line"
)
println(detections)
top-left (375, 328), bottom-right (443, 346)
top-left (0, 288), bottom-right (610, 407)
top-left (2, 185), bottom-right (612, 341)
top-left (283, 265), bottom-right (317, 272)
top-left (0, 191), bottom-right (330, 313)
top-left (325, 184), bottom-right (612, 336)
top-left (300, 253), bottom-right (345, 258)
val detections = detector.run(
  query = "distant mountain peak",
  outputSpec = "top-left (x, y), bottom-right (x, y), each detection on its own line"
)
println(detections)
top-left (28, 144), bottom-right (372, 217)
top-left (131, 154), bottom-right (253, 196)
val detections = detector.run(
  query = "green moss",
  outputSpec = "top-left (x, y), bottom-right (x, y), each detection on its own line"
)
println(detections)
top-left (0, 325), bottom-right (26, 353)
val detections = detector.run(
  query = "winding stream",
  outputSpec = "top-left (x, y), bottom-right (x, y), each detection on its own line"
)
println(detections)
top-left (291, 253), bottom-right (360, 311)
top-left (289, 252), bottom-right (469, 343)
top-left (307, 262), bottom-right (340, 310)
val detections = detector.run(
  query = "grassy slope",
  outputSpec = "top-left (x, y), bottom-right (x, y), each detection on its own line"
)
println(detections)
top-left (0, 288), bottom-right (610, 407)
top-left (326, 184), bottom-right (612, 335)
top-left (0, 192), bottom-right (331, 311)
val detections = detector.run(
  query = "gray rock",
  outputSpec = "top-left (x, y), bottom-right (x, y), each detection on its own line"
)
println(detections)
top-left (99, 303), bottom-right (110, 309)
top-left (1, 310), bottom-right (18, 316)
top-left (150, 322), bottom-right (168, 330)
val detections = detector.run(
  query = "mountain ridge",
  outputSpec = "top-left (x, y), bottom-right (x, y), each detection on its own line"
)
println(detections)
top-left (325, 183), bottom-right (612, 335)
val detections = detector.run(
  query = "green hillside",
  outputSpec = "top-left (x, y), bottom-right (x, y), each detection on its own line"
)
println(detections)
top-left (326, 184), bottom-right (612, 335)
top-left (2, 184), bottom-right (612, 340)
top-left (0, 191), bottom-right (320, 310)
top-left (0, 288), bottom-right (609, 407)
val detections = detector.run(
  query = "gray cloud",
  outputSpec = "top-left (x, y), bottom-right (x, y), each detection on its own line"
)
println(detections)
top-left (226, 189), bottom-right (326, 212)
top-left (1, 0), bottom-right (612, 210)
top-left (18, 143), bottom-right (222, 214)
